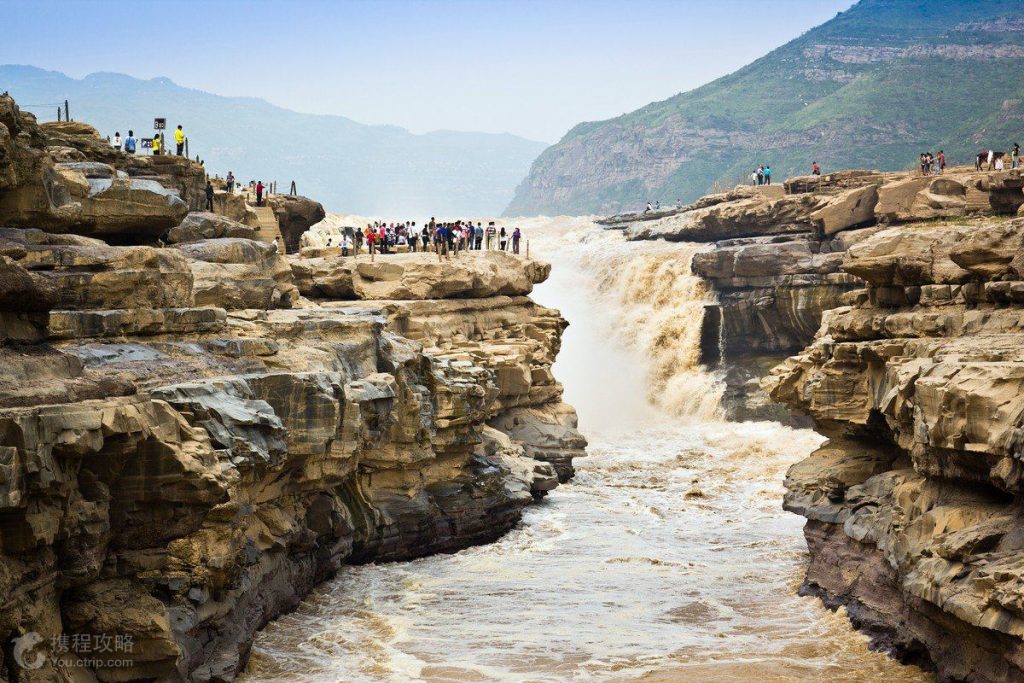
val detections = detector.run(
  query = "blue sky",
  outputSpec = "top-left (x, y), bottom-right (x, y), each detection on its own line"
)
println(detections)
top-left (2, 0), bottom-right (855, 142)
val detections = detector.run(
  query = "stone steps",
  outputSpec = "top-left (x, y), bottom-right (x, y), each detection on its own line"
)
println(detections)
top-left (251, 205), bottom-right (284, 250)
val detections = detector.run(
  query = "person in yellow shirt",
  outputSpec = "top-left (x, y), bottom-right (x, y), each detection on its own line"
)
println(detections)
top-left (152, 134), bottom-right (161, 156)
top-left (174, 125), bottom-right (185, 156)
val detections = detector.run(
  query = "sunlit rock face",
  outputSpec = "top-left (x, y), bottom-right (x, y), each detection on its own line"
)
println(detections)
top-left (767, 215), bottom-right (1024, 682)
top-left (0, 94), bottom-right (584, 681)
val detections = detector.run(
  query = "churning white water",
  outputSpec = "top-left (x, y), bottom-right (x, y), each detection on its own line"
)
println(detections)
top-left (244, 217), bottom-right (931, 682)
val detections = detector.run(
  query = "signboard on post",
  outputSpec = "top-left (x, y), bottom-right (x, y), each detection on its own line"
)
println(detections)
top-left (140, 138), bottom-right (154, 149)
top-left (153, 118), bottom-right (166, 130)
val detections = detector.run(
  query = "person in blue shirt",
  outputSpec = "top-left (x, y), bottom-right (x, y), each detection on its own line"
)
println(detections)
top-left (124, 130), bottom-right (137, 155)
top-left (764, 166), bottom-right (772, 185)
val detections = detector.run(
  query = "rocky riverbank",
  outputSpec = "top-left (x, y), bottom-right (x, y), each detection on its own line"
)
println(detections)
top-left (0, 95), bottom-right (584, 681)
top-left (608, 166), bottom-right (1024, 680)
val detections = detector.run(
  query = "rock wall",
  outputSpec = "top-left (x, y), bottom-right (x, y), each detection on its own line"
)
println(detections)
top-left (767, 215), bottom-right (1024, 682)
top-left (0, 96), bottom-right (584, 681)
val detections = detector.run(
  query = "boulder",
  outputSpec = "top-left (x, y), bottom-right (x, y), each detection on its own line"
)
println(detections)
top-left (810, 184), bottom-right (878, 236)
top-left (950, 218), bottom-right (1024, 279)
top-left (167, 212), bottom-right (257, 243)
top-left (784, 170), bottom-right (885, 195)
top-left (212, 191), bottom-right (259, 227)
top-left (173, 238), bottom-right (296, 309)
top-left (267, 195), bottom-right (326, 252)
top-left (843, 224), bottom-right (973, 286)
top-left (875, 175), bottom-right (933, 223)
top-left (628, 193), bottom-right (828, 242)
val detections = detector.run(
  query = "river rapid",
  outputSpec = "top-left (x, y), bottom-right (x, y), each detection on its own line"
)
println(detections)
top-left (243, 217), bottom-right (931, 682)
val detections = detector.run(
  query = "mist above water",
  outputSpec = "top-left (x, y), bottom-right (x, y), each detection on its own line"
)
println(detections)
top-left (245, 216), bottom-right (931, 683)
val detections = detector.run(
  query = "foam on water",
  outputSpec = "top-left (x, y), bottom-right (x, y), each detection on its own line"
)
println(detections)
top-left (244, 216), bottom-right (931, 682)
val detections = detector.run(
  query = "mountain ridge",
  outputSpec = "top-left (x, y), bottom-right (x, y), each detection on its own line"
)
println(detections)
top-left (505, 0), bottom-right (1024, 216)
top-left (0, 64), bottom-right (547, 216)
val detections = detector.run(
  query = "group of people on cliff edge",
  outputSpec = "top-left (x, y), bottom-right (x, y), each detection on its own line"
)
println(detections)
top-left (325, 220), bottom-right (523, 258)
top-left (109, 124), bottom-right (187, 157)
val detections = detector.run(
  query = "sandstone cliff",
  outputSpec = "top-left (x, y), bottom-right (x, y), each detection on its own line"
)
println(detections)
top-left (0, 96), bottom-right (584, 681)
top-left (764, 214), bottom-right (1024, 682)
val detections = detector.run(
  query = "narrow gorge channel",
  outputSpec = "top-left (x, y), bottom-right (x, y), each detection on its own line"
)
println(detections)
top-left (243, 219), bottom-right (930, 682)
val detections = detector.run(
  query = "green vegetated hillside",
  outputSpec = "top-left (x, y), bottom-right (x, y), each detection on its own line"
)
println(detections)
top-left (505, 0), bottom-right (1024, 216)
top-left (0, 65), bottom-right (548, 216)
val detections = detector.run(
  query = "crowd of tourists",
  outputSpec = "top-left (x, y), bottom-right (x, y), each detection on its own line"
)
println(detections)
top-left (110, 124), bottom-right (188, 157)
top-left (324, 219), bottom-right (524, 258)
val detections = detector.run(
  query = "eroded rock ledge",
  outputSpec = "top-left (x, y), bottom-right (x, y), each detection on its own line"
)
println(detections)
top-left (0, 95), bottom-right (585, 681)
top-left (767, 216), bottom-right (1024, 682)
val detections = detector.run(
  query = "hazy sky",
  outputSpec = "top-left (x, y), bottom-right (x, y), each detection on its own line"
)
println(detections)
top-left (3, 0), bottom-right (855, 142)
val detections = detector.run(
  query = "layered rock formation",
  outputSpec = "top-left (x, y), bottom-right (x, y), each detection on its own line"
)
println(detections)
top-left (767, 215), bottom-right (1024, 680)
top-left (0, 96), bottom-right (584, 681)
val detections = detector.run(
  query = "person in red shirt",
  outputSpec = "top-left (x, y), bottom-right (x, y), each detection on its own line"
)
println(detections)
top-left (255, 181), bottom-right (264, 206)
top-left (812, 161), bottom-right (821, 176)
top-left (365, 224), bottom-right (376, 255)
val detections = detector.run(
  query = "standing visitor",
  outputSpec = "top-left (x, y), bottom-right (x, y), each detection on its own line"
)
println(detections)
top-left (486, 222), bottom-right (496, 250)
top-left (125, 130), bottom-right (137, 155)
top-left (152, 133), bottom-right (161, 156)
top-left (756, 166), bottom-right (764, 185)
top-left (750, 170), bottom-right (758, 186)
top-left (205, 180), bottom-right (214, 211)
top-left (366, 224), bottom-right (376, 255)
top-left (255, 181), bottom-right (264, 207)
top-left (174, 125), bottom-right (185, 156)
top-left (812, 161), bottom-right (820, 176)
top-left (475, 222), bottom-right (484, 250)
top-left (512, 227), bottom-right (521, 254)
top-left (421, 224), bottom-right (430, 251)
top-left (499, 226), bottom-right (508, 251)
top-left (112, 131), bottom-right (122, 150)
top-left (226, 171), bottom-right (234, 192)
top-left (996, 154), bottom-right (1006, 171)
top-left (341, 234), bottom-right (352, 257)
top-left (763, 166), bottom-right (772, 185)
top-left (937, 150), bottom-right (946, 174)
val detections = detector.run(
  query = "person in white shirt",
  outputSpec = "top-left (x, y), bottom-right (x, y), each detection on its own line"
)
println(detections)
top-left (112, 132), bottom-right (122, 150)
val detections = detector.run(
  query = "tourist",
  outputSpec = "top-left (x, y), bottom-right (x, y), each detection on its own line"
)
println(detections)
top-left (996, 154), bottom-right (1005, 171)
top-left (256, 180), bottom-right (264, 207)
top-left (174, 125), bottom-right (185, 156)
top-left (750, 170), bottom-right (758, 186)
top-left (475, 222), bottom-right (484, 250)
top-left (486, 222), bottom-right (496, 249)
top-left (812, 161), bottom-right (820, 176)
top-left (341, 233), bottom-right (352, 257)
top-left (499, 226), bottom-right (508, 251)
top-left (937, 150), bottom-right (946, 174)
top-left (366, 224), bottom-right (376, 255)
top-left (152, 133), bottom-right (161, 156)
top-left (512, 227), bottom-right (521, 254)
top-left (654, 200), bottom-right (660, 210)
top-left (756, 166), bottom-right (764, 185)
top-left (763, 166), bottom-right (772, 185)
top-left (205, 180), bottom-right (214, 211)
top-left (226, 171), bottom-right (235, 192)
top-left (644, 201), bottom-right (652, 213)
top-left (124, 130), bottom-right (136, 155)
top-left (112, 131), bottom-right (121, 150)
top-left (421, 224), bottom-right (430, 251)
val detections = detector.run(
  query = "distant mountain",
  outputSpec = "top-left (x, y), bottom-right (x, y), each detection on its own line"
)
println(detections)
top-left (0, 65), bottom-right (547, 216)
top-left (505, 0), bottom-right (1024, 216)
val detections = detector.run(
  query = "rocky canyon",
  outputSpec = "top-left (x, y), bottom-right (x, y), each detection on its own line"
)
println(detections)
top-left (0, 94), bottom-right (584, 681)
